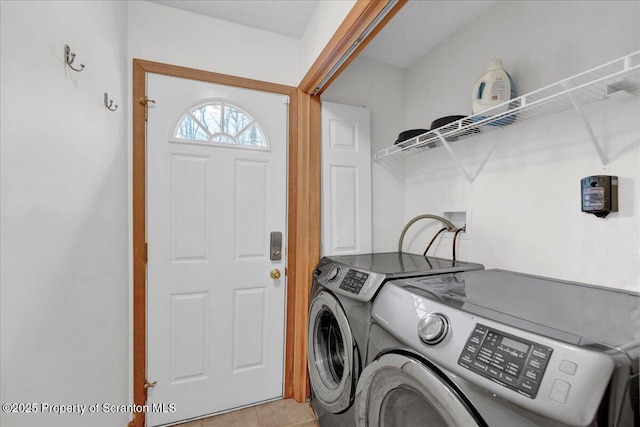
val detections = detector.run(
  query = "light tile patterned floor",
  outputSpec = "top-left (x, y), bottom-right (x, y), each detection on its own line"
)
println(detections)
top-left (174, 399), bottom-right (319, 427)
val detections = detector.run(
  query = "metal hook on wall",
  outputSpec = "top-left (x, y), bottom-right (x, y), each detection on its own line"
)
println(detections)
top-left (64, 44), bottom-right (85, 72)
top-left (104, 93), bottom-right (118, 111)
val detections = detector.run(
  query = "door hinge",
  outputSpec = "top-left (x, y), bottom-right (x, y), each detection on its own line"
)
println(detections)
top-left (143, 379), bottom-right (156, 401)
top-left (140, 96), bottom-right (156, 121)
top-left (144, 380), bottom-right (157, 388)
top-left (145, 242), bottom-right (148, 264)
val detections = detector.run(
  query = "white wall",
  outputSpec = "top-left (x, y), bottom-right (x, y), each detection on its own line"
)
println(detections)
top-left (0, 1), bottom-right (129, 426)
top-left (1, 2), bottom-right (361, 426)
top-left (325, 1), bottom-right (640, 290)
top-left (402, 1), bottom-right (640, 290)
top-left (322, 55), bottom-right (406, 252)
top-left (299, 0), bottom-right (356, 77)
top-left (127, 0), bottom-right (302, 86)
top-left (128, 0), bottom-right (358, 86)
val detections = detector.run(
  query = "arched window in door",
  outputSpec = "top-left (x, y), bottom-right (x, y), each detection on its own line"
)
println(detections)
top-left (173, 100), bottom-right (268, 150)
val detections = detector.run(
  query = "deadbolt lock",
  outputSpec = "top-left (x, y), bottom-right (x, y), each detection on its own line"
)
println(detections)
top-left (270, 232), bottom-right (282, 260)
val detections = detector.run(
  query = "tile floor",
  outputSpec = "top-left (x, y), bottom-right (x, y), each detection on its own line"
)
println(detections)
top-left (174, 399), bottom-right (319, 427)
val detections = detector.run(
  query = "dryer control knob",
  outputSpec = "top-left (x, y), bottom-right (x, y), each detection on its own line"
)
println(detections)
top-left (326, 266), bottom-right (340, 282)
top-left (418, 313), bottom-right (449, 345)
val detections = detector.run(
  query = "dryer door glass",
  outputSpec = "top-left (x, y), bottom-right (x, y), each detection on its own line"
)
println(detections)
top-left (380, 387), bottom-right (449, 426)
top-left (307, 291), bottom-right (356, 414)
top-left (356, 353), bottom-right (481, 427)
top-left (315, 309), bottom-right (345, 389)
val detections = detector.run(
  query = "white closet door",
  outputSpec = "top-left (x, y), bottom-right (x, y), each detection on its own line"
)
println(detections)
top-left (321, 101), bottom-right (372, 256)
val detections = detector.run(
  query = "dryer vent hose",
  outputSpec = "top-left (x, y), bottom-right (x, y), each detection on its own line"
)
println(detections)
top-left (398, 214), bottom-right (457, 253)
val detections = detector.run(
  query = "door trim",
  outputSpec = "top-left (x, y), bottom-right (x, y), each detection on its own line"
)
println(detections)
top-left (298, 0), bottom-right (407, 96)
top-left (289, 0), bottom-right (405, 405)
top-left (132, 59), bottom-right (298, 427)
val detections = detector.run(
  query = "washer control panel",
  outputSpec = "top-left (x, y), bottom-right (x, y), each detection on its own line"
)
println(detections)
top-left (458, 324), bottom-right (552, 399)
top-left (314, 262), bottom-right (382, 301)
top-left (338, 269), bottom-right (370, 295)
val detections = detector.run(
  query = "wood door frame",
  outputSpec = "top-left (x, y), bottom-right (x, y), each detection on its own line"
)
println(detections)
top-left (298, 0), bottom-right (407, 96)
top-left (131, 2), bottom-right (406, 426)
top-left (289, 0), bottom-right (406, 405)
top-left (131, 60), bottom-right (298, 427)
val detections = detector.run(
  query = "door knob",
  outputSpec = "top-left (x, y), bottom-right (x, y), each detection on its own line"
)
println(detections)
top-left (270, 269), bottom-right (281, 279)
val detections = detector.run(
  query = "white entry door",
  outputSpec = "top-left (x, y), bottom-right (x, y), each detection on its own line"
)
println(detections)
top-left (146, 73), bottom-right (288, 426)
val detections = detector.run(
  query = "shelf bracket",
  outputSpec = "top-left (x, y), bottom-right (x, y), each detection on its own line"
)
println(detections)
top-left (435, 131), bottom-right (473, 183)
top-left (564, 83), bottom-right (610, 169)
top-left (435, 131), bottom-right (501, 184)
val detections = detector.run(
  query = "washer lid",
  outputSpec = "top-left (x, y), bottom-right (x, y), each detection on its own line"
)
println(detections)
top-left (393, 269), bottom-right (640, 348)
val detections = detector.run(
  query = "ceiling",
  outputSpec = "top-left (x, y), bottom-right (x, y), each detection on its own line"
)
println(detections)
top-left (147, 0), bottom-right (319, 39)
top-left (361, 1), bottom-right (495, 68)
top-left (145, 0), bottom-right (495, 68)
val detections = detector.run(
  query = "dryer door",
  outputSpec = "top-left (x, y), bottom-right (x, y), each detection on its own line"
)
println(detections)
top-left (355, 353), bottom-right (483, 427)
top-left (308, 291), bottom-right (358, 414)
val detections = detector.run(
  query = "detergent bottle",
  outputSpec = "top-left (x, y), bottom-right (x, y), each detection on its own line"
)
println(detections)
top-left (472, 58), bottom-right (516, 125)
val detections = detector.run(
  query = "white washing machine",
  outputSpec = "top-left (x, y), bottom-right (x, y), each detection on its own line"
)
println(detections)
top-left (308, 252), bottom-right (484, 427)
top-left (357, 269), bottom-right (640, 426)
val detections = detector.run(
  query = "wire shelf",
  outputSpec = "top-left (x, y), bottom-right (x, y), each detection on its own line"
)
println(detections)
top-left (374, 51), bottom-right (640, 160)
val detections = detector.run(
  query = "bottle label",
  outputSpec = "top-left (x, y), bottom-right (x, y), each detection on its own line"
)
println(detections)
top-left (491, 76), bottom-right (507, 101)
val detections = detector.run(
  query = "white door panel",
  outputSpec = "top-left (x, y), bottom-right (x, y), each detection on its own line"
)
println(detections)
top-left (147, 74), bottom-right (287, 426)
top-left (330, 165), bottom-right (358, 251)
top-left (321, 101), bottom-right (372, 256)
top-left (171, 154), bottom-right (209, 262)
top-left (234, 159), bottom-right (269, 258)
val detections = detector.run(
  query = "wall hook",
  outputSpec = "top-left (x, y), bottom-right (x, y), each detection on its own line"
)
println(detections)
top-left (104, 93), bottom-right (118, 111)
top-left (64, 44), bottom-right (85, 72)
